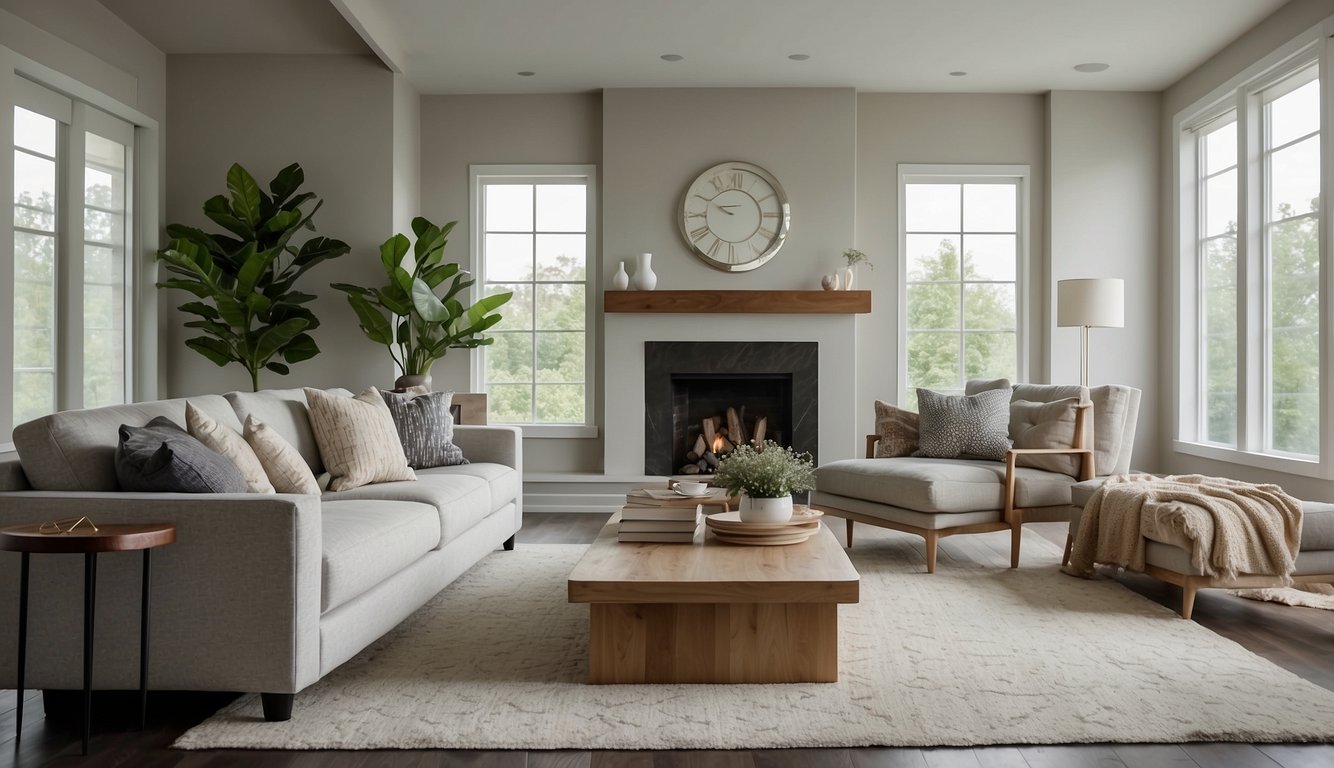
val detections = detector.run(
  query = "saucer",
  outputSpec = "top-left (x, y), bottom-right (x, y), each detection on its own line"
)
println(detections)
top-left (673, 488), bottom-right (711, 498)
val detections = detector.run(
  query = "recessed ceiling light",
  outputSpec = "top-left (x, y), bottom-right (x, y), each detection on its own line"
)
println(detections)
top-left (1074, 62), bottom-right (1110, 73)
top-left (788, 54), bottom-right (810, 61)
top-left (660, 54), bottom-right (684, 62)
top-left (517, 71), bottom-right (535, 77)
top-left (949, 71), bottom-right (967, 77)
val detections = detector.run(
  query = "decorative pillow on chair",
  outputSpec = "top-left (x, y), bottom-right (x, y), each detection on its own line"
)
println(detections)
top-left (186, 402), bottom-right (275, 493)
top-left (1010, 397), bottom-right (1082, 477)
top-left (380, 390), bottom-right (468, 469)
top-left (115, 416), bottom-right (248, 493)
top-left (873, 400), bottom-right (919, 458)
top-left (304, 387), bottom-right (416, 492)
top-left (914, 388), bottom-right (1012, 461)
top-left (243, 415), bottom-right (321, 495)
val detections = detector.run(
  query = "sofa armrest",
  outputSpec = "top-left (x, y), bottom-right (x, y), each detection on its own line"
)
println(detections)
top-left (0, 458), bottom-right (29, 491)
top-left (454, 425), bottom-right (523, 472)
top-left (0, 492), bottom-right (322, 694)
top-left (1002, 447), bottom-right (1095, 524)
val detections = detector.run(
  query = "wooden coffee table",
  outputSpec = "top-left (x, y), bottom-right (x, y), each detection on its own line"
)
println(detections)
top-left (567, 513), bottom-right (859, 684)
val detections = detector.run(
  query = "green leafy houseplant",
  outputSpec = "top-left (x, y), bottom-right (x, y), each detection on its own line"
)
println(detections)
top-left (156, 163), bottom-right (350, 391)
top-left (713, 441), bottom-right (816, 499)
top-left (843, 248), bottom-right (873, 270)
top-left (332, 216), bottom-right (512, 379)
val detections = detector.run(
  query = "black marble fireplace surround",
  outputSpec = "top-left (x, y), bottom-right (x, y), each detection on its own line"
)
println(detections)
top-left (644, 341), bottom-right (818, 476)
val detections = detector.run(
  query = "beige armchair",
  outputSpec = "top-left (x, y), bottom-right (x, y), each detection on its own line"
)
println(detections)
top-left (813, 383), bottom-right (1141, 572)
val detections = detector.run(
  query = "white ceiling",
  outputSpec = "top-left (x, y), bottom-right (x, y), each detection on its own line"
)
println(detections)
top-left (102, 0), bottom-right (1288, 95)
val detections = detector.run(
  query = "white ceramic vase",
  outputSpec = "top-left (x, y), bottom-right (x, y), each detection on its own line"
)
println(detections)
top-left (739, 494), bottom-right (794, 524)
top-left (843, 266), bottom-right (855, 290)
top-left (611, 260), bottom-right (630, 290)
top-left (630, 252), bottom-right (657, 291)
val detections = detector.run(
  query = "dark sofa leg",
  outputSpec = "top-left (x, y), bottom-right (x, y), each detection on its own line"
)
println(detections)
top-left (503, 534), bottom-right (516, 551)
top-left (261, 693), bottom-right (294, 722)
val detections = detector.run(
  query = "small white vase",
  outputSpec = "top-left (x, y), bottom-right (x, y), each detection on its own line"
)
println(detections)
top-left (843, 266), bottom-right (855, 291)
top-left (739, 494), bottom-right (793, 524)
top-left (611, 261), bottom-right (630, 290)
top-left (630, 252), bottom-right (657, 291)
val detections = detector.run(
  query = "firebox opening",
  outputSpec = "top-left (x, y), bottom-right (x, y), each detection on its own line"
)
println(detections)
top-left (671, 373), bottom-right (792, 475)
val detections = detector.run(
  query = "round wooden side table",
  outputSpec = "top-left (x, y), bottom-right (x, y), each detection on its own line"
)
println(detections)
top-left (0, 522), bottom-right (176, 755)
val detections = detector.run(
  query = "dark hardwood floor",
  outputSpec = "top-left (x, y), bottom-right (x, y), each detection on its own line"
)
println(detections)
top-left (2, 515), bottom-right (1331, 767)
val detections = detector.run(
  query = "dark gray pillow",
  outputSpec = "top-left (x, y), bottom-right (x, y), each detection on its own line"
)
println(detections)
top-left (380, 390), bottom-right (468, 469)
top-left (115, 416), bottom-right (248, 493)
top-left (914, 388), bottom-right (1013, 461)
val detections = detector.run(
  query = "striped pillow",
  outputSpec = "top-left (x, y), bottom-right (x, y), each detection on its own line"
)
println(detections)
top-left (380, 390), bottom-right (468, 469)
top-left (304, 387), bottom-right (416, 492)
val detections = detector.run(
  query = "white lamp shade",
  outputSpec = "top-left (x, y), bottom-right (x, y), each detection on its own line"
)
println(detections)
top-left (1057, 278), bottom-right (1124, 328)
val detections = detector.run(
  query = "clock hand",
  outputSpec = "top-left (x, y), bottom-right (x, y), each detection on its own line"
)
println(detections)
top-left (711, 202), bottom-right (735, 215)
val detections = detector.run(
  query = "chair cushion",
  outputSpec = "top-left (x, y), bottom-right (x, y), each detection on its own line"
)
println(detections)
top-left (914, 388), bottom-right (1012, 461)
top-left (815, 457), bottom-right (1074, 514)
top-left (873, 400), bottom-right (918, 458)
top-left (417, 463), bottom-right (518, 513)
top-left (320, 499), bottom-right (440, 613)
top-left (1010, 398), bottom-right (1082, 477)
top-left (1298, 502), bottom-right (1334, 551)
top-left (323, 472), bottom-right (493, 545)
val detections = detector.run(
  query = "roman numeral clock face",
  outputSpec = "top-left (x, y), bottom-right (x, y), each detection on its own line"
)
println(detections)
top-left (680, 161), bottom-right (790, 272)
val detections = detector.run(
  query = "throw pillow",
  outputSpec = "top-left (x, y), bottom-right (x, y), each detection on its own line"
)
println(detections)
top-left (304, 387), bottom-right (416, 492)
top-left (185, 402), bottom-right (275, 493)
top-left (243, 415), bottom-right (321, 495)
top-left (1011, 397), bottom-right (1083, 477)
top-left (963, 378), bottom-right (1012, 396)
top-left (914, 388), bottom-right (1012, 461)
top-left (115, 416), bottom-right (248, 493)
top-left (380, 390), bottom-right (468, 469)
top-left (872, 400), bottom-right (919, 458)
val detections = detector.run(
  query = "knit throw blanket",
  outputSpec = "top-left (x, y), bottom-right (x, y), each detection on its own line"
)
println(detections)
top-left (1064, 474), bottom-right (1303, 583)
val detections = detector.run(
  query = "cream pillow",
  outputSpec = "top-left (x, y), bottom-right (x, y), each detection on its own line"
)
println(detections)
top-left (304, 387), bottom-right (415, 492)
top-left (243, 415), bottom-right (321, 495)
top-left (185, 402), bottom-right (275, 493)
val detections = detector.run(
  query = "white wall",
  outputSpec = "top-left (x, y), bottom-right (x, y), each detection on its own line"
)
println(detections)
top-left (854, 93), bottom-right (1047, 436)
top-left (164, 54), bottom-right (398, 396)
top-left (1158, 0), bottom-right (1334, 499)
top-left (392, 74), bottom-right (421, 237)
top-left (1048, 91), bottom-right (1160, 470)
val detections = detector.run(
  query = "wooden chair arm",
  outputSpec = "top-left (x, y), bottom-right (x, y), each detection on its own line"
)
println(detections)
top-left (865, 434), bottom-right (879, 459)
top-left (1003, 446), bottom-right (1096, 523)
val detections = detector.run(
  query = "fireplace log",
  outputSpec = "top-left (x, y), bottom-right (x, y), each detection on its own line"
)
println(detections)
top-left (682, 464), bottom-right (701, 474)
top-left (703, 419), bottom-right (716, 447)
top-left (686, 450), bottom-right (699, 463)
top-left (692, 434), bottom-right (707, 457)
top-left (697, 459), bottom-right (708, 471)
top-left (753, 417), bottom-right (767, 446)
top-left (703, 451), bottom-right (720, 468)
top-left (718, 436), bottom-right (735, 453)
top-left (727, 407), bottom-right (747, 446)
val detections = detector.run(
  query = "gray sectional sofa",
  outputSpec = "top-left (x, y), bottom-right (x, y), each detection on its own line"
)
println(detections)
top-left (0, 388), bottom-right (521, 720)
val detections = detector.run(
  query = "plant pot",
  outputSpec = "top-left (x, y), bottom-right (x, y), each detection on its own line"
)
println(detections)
top-left (393, 373), bottom-right (432, 392)
top-left (738, 494), bottom-right (793, 524)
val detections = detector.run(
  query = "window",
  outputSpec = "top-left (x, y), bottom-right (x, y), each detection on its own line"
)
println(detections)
top-left (471, 165), bottom-right (596, 437)
top-left (7, 80), bottom-right (135, 445)
top-left (899, 165), bottom-right (1028, 408)
top-left (1177, 38), bottom-right (1326, 472)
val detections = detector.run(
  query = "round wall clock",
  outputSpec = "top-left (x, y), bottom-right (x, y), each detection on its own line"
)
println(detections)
top-left (679, 161), bottom-right (790, 272)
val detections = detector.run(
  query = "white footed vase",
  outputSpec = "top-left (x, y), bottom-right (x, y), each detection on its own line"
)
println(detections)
top-left (610, 261), bottom-right (630, 290)
top-left (738, 494), bottom-right (794, 524)
top-left (630, 252), bottom-right (657, 291)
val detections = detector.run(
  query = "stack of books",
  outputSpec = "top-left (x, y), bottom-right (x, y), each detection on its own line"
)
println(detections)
top-left (616, 488), bottom-right (731, 543)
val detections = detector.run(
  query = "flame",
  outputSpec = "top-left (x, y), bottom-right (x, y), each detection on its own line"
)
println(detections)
top-left (712, 435), bottom-right (724, 453)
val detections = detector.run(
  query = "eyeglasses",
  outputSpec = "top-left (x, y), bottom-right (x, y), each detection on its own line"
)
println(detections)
top-left (39, 516), bottom-right (99, 535)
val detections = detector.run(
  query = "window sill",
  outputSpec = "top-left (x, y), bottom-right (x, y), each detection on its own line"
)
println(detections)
top-left (502, 424), bottom-right (600, 439)
top-left (1172, 440), bottom-right (1328, 480)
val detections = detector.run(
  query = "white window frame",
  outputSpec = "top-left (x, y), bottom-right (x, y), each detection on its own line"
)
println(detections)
top-left (1173, 20), bottom-right (1333, 478)
top-left (469, 164), bottom-right (598, 439)
top-left (897, 164), bottom-right (1031, 405)
top-left (1, 46), bottom-right (160, 453)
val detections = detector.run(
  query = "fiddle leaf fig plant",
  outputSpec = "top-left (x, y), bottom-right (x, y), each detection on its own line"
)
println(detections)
top-left (156, 162), bottom-right (350, 391)
top-left (333, 216), bottom-right (513, 377)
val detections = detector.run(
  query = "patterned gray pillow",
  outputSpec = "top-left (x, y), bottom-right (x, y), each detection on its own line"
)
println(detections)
top-left (379, 390), bottom-right (468, 469)
top-left (115, 416), bottom-right (249, 493)
top-left (914, 388), bottom-right (1012, 461)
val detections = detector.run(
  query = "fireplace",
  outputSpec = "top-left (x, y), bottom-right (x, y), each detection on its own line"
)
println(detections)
top-left (644, 341), bottom-right (818, 476)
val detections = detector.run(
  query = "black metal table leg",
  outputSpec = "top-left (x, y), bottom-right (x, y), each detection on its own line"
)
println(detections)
top-left (139, 548), bottom-right (151, 730)
top-left (82, 552), bottom-right (97, 756)
top-left (15, 551), bottom-right (29, 747)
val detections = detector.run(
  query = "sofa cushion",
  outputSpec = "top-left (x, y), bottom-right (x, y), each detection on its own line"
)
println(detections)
top-left (186, 402), bottom-right (274, 493)
top-left (1011, 397), bottom-right (1082, 477)
top-left (380, 390), bottom-right (467, 468)
top-left (13, 395), bottom-right (241, 491)
top-left (320, 499), bottom-right (441, 613)
top-left (1302, 502), bottom-right (1334, 551)
top-left (323, 472), bottom-right (493, 545)
top-left (305, 387), bottom-right (415, 492)
top-left (224, 388), bottom-right (352, 474)
top-left (873, 400), bottom-right (918, 458)
top-left (815, 457), bottom-right (1074, 514)
top-left (114, 416), bottom-right (249, 494)
top-left (417, 463), bottom-right (518, 514)
top-left (915, 388), bottom-right (1012, 461)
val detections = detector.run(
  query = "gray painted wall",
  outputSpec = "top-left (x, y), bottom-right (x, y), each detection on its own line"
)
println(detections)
top-left (164, 54), bottom-right (398, 397)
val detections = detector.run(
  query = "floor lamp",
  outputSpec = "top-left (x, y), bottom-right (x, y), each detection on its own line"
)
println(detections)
top-left (1057, 278), bottom-right (1124, 387)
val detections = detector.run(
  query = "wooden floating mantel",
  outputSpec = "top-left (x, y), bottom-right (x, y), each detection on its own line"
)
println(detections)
top-left (604, 290), bottom-right (871, 314)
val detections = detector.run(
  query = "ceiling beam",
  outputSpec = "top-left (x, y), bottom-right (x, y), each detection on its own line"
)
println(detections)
top-left (328, 0), bottom-right (406, 73)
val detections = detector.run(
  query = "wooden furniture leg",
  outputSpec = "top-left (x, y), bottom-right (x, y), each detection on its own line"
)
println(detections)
top-left (1182, 577), bottom-right (1202, 621)
top-left (845, 519), bottom-right (854, 548)
top-left (1062, 534), bottom-right (1073, 566)
top-left (924, 530), bottom-right (939, 573)
top-left (1009, 523), bottom-right (1022, 569)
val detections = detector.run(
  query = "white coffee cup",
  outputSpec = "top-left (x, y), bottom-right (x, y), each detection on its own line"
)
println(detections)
top-left (676, 481), bottom-right (708, 496)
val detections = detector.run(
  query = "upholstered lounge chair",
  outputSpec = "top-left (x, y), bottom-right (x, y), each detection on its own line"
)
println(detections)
top-left (813, 382), bottom-right (1141, 572)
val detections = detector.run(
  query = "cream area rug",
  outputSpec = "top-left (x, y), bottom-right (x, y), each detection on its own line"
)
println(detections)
top-left (1236, 583), bottom-right (1334, 610)
top-left (175, 530), bottom-right (1334, 750)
